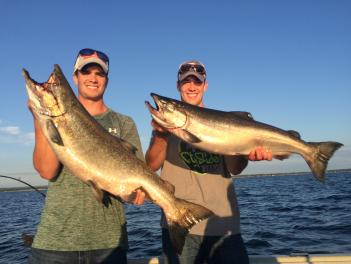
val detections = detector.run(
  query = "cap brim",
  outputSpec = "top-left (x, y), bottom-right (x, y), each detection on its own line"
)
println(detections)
top-left (74, 57), bottom-right (108, 74)
top-left (178, 71), bottom-right (205, 82)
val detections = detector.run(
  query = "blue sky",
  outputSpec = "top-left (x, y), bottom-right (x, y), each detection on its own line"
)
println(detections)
top-left (1, 0), bottom-right (350, 187)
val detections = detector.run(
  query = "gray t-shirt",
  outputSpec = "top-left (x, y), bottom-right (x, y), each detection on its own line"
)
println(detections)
top-left (32, 109), bottom-right (144, 251)
top-left (161, 135), bottom-right (241, 236)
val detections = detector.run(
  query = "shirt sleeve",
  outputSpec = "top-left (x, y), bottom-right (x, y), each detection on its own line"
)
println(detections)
top-left (120, 116), bottom-right (145, 162)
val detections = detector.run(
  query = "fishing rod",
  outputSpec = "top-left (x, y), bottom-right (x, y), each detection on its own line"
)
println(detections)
top-left (0, 175), bottom-right (46, 198)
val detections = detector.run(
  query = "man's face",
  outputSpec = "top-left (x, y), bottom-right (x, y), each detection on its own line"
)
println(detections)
top-left (73, 64), bottom-right (108, 102)
top-left (177, 77), bottom-right (208, 107)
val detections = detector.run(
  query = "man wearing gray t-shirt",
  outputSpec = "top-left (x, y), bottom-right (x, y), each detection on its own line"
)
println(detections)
top-left (145, 60), bottom-right (273, 263)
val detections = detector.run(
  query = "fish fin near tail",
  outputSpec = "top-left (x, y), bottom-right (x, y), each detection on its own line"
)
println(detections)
top-left (306, 141), bottom-right (343, 182)
top-left (167, 198), bottom-right (214, 254)
top-left (87, 180), bottom-right (105, 204)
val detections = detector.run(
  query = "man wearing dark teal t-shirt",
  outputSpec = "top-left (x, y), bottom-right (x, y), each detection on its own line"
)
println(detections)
top-left (28, 48), bottom-right (144, 264)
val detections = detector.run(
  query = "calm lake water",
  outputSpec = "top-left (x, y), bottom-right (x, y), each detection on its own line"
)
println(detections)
top-left (1, 171), bottom-right (351, 263)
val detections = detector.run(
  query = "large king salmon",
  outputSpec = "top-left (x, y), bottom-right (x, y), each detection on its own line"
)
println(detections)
top-left (23, 65), bottom-right (213, 253)
top-left (145, 93), bottom-right (343, 182)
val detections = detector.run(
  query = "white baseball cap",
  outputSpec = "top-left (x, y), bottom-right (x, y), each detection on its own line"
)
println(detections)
top-left (73, 48), bottom-right (109, 74)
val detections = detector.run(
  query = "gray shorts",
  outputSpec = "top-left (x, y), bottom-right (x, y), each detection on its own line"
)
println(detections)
top-left (162, 228), bottom-right (249, 264)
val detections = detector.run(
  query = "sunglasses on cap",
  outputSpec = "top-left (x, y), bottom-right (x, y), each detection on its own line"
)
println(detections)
top-left (178, 61), bottom-right (206, 75)
top-left (77, 48), bottom-right (109, 64)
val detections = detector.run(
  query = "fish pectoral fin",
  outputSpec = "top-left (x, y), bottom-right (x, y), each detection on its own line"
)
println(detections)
top-left (46, 120), bottom-right (64, 146)
top-left (87, 180), bottom-right (104, 203)
top-left (120, 139), bottom-right (138, 155)
top-left (180, 130), bottom-right (201, 144)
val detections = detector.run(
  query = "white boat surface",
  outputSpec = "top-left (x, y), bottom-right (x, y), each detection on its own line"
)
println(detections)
top-left (128, 253), bottom-right (351, 264)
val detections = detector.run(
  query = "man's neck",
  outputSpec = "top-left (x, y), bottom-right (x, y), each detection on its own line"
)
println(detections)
top-left (79, 98), bottom-right (108, 116)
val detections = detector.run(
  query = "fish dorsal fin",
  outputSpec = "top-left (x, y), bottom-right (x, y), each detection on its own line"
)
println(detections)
top-left (46, 120), bottom-right (64, 146)
top-left (228, 111), bottom-right (254, 120)
top-left (180, 130), bottom-right (201, 144)
top-left (120, 139), bottom-right (138, 155)
top-left (287, 130), bottom-right (301, 139)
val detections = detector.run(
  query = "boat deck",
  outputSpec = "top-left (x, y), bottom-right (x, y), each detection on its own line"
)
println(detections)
top-left (128, 253), bottom-right (351, 264)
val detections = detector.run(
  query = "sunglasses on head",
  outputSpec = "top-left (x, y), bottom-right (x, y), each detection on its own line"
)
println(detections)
top-left (78, 48), bottom-right (109, 63)
top-left (178, 62), bottom-right (206, 75)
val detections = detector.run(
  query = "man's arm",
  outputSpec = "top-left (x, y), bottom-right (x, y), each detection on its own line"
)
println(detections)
top-left (145, 121), bottom-right (169, 172)
top-left (32, 118), bottom-right (61, 180)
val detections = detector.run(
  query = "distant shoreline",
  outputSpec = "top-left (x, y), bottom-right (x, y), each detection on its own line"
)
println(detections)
top-left (233, 168), bottom-right (351, 179)
top-left (0, 185), bottom-right (48, 193)
top-left (1, 168), bottom-right (350, 192)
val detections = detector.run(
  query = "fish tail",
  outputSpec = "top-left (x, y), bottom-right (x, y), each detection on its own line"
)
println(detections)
top-left (306, 141), bottom-right (343, 182)
top-left (167, 198), bottom-right (214, 254)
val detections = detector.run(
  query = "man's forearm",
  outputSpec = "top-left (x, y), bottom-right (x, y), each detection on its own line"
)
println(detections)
top-left (33, 119), bottom-right (61, 180)
top-left (145, 131), bottom-right (168, 171)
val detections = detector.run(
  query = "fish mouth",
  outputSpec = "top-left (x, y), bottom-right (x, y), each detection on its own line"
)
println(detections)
top-left (146, 92), bottom-right (172, 119)
top-left (144, 93), bottom-right (160, 116)
top-left (23, 66), bottom-right (64, 117)
top-left (145, 93), bottom-right (167, 124)
top-left (23, 69), bottom-right (57, 92)
top-left (145, 93), bottom-right (180, 129)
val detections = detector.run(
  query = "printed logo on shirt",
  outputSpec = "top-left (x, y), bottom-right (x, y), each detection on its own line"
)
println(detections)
top-left (178, 141), bottom-right (221, 174)
top-left (108, 127), bottom-right (119, 136)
